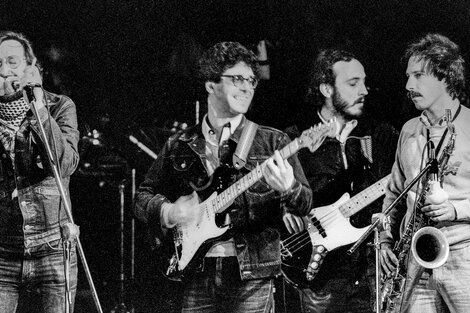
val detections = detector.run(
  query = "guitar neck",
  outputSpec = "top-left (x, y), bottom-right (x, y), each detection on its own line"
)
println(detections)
top-left (339, 174), bottom-right (391, 218)
top-left (213, 138), bottom-right (301, 213)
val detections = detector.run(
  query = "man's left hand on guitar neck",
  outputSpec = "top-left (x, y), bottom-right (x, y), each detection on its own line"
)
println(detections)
top-left (263, 150), bottom-right (295, 193)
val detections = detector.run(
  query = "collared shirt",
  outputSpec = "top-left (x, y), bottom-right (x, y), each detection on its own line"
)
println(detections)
top-left (201, 114), bottom-right (243, 175)
top-left (201, 114), bottom-right (243, 257)
top-left (419, 110), bottom-right (449, 158)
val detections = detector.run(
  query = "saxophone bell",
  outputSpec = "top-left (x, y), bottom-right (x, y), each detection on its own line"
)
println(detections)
top-left (411, 180), bottom-right (450, 269)
top-left (411, 226), bottom-right (449, 269)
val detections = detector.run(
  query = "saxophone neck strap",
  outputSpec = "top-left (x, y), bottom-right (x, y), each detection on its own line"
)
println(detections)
top-left (427, 104), bottom-right (461, 156)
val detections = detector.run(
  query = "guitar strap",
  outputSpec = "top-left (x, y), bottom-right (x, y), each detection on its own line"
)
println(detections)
top-left (232, 119), bottom-right (258, 170)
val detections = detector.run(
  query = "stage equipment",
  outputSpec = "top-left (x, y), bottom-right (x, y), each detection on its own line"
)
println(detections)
top-left (369, 213), bottom-right (390, 313)
top-left (128, 135), bottom-right (157, 160)
top-left (111, 175), bottom-right (134, 313)
top-left (77, 128), bottom-right (128, 186)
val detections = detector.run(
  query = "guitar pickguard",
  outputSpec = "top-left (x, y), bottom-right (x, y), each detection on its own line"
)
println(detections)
top-left (281, 174), bottom-right (390, 287)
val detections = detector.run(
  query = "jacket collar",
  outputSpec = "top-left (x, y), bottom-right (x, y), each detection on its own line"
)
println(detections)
top-left (179, 116), bottom-right (249, 174)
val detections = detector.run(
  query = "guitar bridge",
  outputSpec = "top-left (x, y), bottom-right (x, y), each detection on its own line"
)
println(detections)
top-left (280, 243), bottom-right (293, 260)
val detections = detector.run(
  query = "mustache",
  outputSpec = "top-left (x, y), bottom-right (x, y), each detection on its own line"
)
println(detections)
top-left (408, 91), bottom-right (422, 99)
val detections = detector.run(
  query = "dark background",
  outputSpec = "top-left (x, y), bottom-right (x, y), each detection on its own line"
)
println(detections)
top-left (2, 1), bottom-right (470, 312)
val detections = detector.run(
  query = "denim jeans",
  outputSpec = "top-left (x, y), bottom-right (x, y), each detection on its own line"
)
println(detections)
top-left (295, 277), bottom-right (372, 313)
top-left (181, 257), bottom-right (274, 313)
top-left (0, 239), bottom-right (78, 313)
top-left (403, 244), bottom-right (470, 313)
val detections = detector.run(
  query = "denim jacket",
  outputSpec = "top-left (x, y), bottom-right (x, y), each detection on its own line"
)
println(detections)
top-left (0, 91), bottom-right (79, 255)
top-left (134, 117), bottom-right (312, 280)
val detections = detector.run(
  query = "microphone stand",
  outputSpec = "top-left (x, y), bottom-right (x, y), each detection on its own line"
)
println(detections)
top-left (130, 168), bottom-right (136, 313)
top-left (347, 159), bottom-right (435, 312)
top-left (128, 135), bottom-right (158, 160)
top-left (368, 213), bottom-right (390, 313)
top-left (347, 158), bottom-right (437, 256)
top-left (111, 180), bottom-right (132, 313)
top-left (23, 86), bottom-right (103, 313)
top-left (62, 222), bottom-right (80, 313)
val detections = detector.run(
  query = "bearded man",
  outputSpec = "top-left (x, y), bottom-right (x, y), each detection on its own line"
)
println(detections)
top-left (282, 49), bottom-right (398, 313)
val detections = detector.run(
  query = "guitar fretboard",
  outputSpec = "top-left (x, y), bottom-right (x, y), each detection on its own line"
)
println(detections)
top-left (339, 174), bottom-right (391, 218)
top-left (210, 138), bottom-right (302, 214)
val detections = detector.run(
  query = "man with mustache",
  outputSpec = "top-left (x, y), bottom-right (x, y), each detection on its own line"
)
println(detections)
top-left (0, 31), bottom-right (79, 312)
top-left (380, 34), bottom-right (470, 312)
top-left (283, 49), bottom-right (398, 312)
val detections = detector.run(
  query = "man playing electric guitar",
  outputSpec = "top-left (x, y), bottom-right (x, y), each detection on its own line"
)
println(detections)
top-left (134, 42), bottom-right (316, 313)
top-left (283, 49), bottom-right (399, 313)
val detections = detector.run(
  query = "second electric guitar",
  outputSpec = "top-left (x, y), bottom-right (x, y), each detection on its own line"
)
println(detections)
top-left (281, 174), bottom-right (391, 287)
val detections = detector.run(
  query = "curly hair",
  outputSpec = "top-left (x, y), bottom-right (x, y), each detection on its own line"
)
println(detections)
top-left (198, 42), bottom-right (258, 82)
top-left (306, 49), bottom-right (357, 106)
top-left (405, 33), bottom-right (465, 100)
top-left (0, 31), bottom-right (37, 66)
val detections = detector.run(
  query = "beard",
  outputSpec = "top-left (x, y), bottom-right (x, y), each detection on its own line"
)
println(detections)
top-left (332, 89), bottom-right (364, 120)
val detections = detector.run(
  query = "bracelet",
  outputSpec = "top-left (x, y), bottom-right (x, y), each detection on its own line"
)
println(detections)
top-left (257, 60), bottom-right (270, 66)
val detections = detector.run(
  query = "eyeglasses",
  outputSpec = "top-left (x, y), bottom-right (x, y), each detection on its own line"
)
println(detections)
top-left (220, 75), bottom-right (258, 89)
top-left (0, 56), bottom-right (25, 69)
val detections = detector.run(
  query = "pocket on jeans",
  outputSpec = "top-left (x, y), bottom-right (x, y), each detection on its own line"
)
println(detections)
top-left (42, 239), bottom-right (62, 253)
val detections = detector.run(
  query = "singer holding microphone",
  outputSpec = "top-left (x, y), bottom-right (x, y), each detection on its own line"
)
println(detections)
top-left (379, 33), bottom-right (470, 313)
top-left (0, 31), bottom-right (80, 312)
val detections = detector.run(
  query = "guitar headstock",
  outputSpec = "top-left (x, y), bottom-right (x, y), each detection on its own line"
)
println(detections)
top-left (299, 119), bottom-right (337, 153)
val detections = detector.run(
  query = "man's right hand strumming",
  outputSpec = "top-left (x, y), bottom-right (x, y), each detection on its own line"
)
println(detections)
top-left (161, 191), bottom-right (200, 227)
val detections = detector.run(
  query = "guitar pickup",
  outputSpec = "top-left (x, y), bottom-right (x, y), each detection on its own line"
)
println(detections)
top-left (310, 216), bottom-right (326, 238)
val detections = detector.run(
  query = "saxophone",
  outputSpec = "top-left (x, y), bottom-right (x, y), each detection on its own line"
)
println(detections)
top-left (380, 109), bottom-right (456, 313)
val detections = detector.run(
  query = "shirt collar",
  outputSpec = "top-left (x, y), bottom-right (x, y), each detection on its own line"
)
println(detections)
top-left (317, 110), bottom-right (357, 142)
top-left (419, 110), bottom-right (447, 128)
top-left (202, 114), bottom-right (244, 145)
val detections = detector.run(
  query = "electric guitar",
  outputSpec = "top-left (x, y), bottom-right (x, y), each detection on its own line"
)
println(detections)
top-left (157, 122), bottom-right (335, 281)
top-left (281, 174), bottom-right (391, 287)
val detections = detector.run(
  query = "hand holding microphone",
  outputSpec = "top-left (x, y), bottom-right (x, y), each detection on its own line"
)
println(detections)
top-left (20, 58), bottom-right (45, 109)
top-left (0, 76), bottom-right (19, 96)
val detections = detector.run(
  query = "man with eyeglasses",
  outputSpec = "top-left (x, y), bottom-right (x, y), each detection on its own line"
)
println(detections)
top-left (0, 31), bottom-right (79, 312)
top-left (282, 49), bottom-right (398, 312)
top-left (134, 41), bottom-right (313, 313)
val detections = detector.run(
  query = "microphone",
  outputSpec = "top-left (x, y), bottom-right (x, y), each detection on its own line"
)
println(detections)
top-left (12, 81), bottom-right (42, 91)
top-left (21, 82), bottom-right (43, 104)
